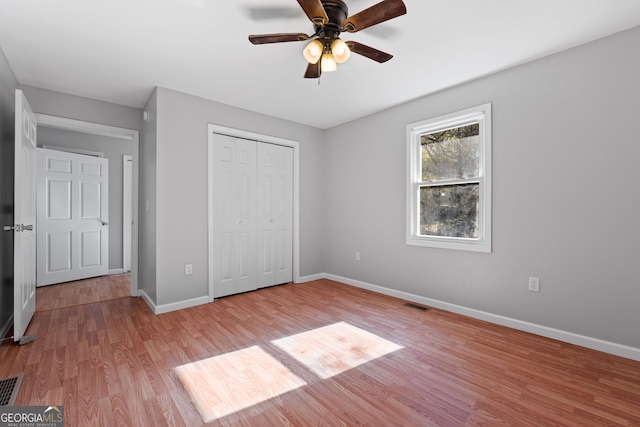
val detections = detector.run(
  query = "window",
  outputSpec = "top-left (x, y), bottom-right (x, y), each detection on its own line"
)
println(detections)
top-left (406, 103), bottom-right (492, 252)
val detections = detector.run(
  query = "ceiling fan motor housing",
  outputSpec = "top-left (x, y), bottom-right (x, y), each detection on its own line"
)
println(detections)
top-left (315, 0), bottom-right (349, 41)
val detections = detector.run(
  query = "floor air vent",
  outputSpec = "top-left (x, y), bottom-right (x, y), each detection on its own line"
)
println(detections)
top-left (403, 302), bottom-right (429, 312)
top-left (0, 374), bottom-right (23, 406)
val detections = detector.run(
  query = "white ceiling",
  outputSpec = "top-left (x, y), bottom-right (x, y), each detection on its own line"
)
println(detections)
top-left (1, 0), bottom-right (639, 129)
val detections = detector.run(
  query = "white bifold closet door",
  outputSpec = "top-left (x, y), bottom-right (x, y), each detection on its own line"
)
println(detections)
top-left (211, 134), bottom-right (292, 298)
top-left (257, 142), bottom-right (293, 288)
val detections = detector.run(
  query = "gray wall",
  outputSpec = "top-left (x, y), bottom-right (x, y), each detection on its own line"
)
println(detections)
top-left (140, 89), bottom-right (158, 302)
top-left (0, 46), bottom-right (18, 340)
top-left (20, 86), bottom-right (143, 132)
top-left (37, 127), bottom-right (136, 271)
top-left (146, 87), bottom-right (324, 306)
top-left (322, 26), bottom-right (640, 349)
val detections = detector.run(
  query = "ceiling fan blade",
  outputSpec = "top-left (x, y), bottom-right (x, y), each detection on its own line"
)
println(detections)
top-left (345, 41), bottom-right (393, 63)
top-left (304, 61), bottom-right (321, 78)
top-left (248, 33), bottom-right (311, 45)
top-left (297, 0), bottom-right (329, 25)
top-left (343, 0), bottom-right (406, 33)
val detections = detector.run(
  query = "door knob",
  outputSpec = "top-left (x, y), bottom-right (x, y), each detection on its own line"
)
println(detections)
top-left (98, 219), bottom-right (108, 226)
top-left (20, 224), bottom-right (33, 231)
top-left (3, 225), bottom-right (15, 232)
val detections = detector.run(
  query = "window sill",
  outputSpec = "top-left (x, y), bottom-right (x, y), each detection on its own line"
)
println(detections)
top-left (406, 235), bottom-right (491, 253)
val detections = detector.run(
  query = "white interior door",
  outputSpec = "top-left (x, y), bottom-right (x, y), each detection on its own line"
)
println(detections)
top-left (257, 143), bottom-right (293, 288)
top-left (13, 89), bottom-right (37, 342)
top-left (211, 135), bottom-right (257, 298)
top-left (36, 148), bottom-right (109, 286)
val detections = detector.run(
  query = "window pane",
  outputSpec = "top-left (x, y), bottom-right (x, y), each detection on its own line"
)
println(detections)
top-left (421, 123), bottom-right (479, 182)
top-left (419, 183), bottom-right (479, 238)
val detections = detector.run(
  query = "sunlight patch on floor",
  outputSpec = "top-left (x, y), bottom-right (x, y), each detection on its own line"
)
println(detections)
top-left (272, 321), bottom-right (404, 379)
top-left (174, 345), bottom-right (306, 422)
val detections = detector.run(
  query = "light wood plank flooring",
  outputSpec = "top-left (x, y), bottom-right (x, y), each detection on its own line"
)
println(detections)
top-left (1, 279), bottom-right (639, 426)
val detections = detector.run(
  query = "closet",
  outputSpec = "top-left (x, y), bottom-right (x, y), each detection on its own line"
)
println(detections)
top-left (210, 133), bottom-right (293, 298)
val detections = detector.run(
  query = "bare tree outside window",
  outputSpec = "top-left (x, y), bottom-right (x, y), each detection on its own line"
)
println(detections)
top-left (420, 124), bottom-right (479, 238)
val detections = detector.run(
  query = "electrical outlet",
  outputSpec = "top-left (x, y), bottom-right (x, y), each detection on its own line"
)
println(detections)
top-left (355, 252), bottom-right (361, 261)
top-left (185, 263), bottom-right (193, 275)
top-left (528, 277), bottom-right (540, 292)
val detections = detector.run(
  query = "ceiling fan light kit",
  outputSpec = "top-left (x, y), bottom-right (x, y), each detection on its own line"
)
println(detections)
top-left (248, 0), bottom-right (407, 78)
top-left (302, 38), bottom-right (349, 72)
top-left (303, 39), bottom-right (323, 64)
top-left (320, 52), bottom-right (337, 72)
top-left (331, 38), bottom-right (351, 63)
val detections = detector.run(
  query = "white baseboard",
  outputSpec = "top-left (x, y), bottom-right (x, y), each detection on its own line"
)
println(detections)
top-left (139, 290), bottom-right (209, 315)
top-left (139, 290), bottom-right (156, 313)
top-left (140, 274), bottom-right (322, 316)
top-left (323, 273), bottom-right (640, 362)
top-left (109, 268), bottom-right (125, 275)
top-left (297, 273), bottom-right (325, 283)
top-left (152, 295), bottom-right (210, 315)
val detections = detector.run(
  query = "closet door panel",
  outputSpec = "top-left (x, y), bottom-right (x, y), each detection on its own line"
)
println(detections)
top-left (212, 135), bottom-right (257, 297)
top-left (257, 143), bottom-right (293, 288)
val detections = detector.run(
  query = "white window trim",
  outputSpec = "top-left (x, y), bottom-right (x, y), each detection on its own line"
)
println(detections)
top-left (406, 103), bottom-right (492, 253)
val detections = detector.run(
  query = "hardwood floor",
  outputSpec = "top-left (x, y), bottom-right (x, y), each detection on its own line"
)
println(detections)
top-left (1, 279), bottom-right (639, 426)
top-left (35, 274), bottom-right (131, 311)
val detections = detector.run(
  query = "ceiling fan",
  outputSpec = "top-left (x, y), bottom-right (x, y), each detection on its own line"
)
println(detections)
top-left (248, 0), bottom-right (407, 78)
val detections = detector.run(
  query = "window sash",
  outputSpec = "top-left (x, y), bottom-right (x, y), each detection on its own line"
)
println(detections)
top-left (420, 125), bottom-right (480, 183)
top-left (414, 177), bottom-right (480, 188)
top-left (416, 181), bottom-right (481, 239)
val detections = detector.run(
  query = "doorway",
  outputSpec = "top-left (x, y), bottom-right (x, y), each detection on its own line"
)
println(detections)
top-left (34, 114), bottom-right (140, 297)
